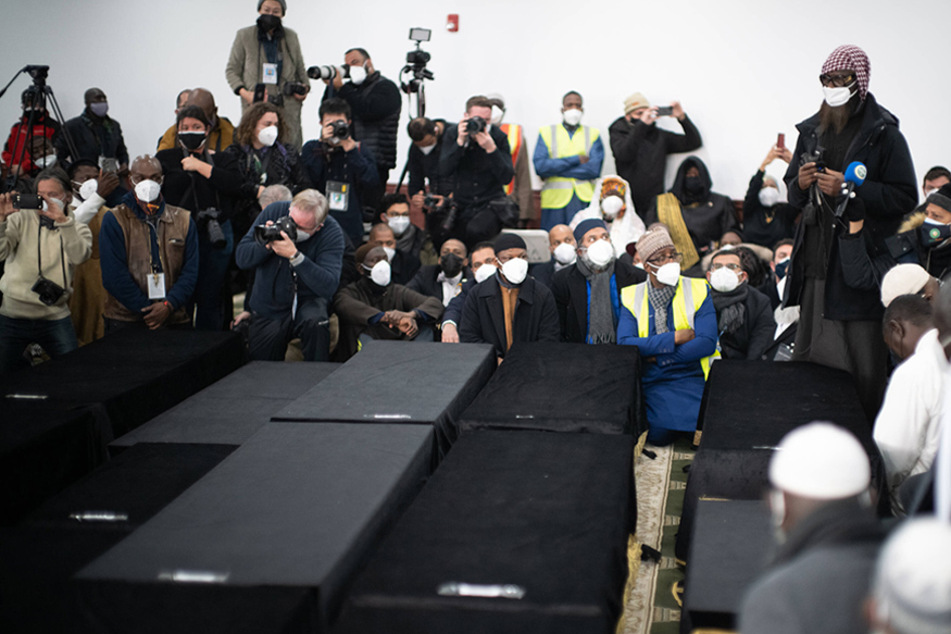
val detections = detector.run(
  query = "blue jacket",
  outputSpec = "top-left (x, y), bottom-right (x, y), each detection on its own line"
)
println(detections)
top-left (99, 191), bottom-right (199, 314)
top-left (235, 201), bottom-right (345, 319)
top-left (532, 126), bottom-right (604, 182)
top-left (299, 141), bottom-right (379, 246)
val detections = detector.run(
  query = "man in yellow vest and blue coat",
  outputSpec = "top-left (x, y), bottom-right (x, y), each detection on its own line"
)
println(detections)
top-left (618, 227), bottom-right (718, 445)
top-left (533, 91), bottom-right (604, 231)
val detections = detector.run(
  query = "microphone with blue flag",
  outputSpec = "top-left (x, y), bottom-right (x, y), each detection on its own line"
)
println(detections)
top-left (835, 161), bottom-right (867, 218)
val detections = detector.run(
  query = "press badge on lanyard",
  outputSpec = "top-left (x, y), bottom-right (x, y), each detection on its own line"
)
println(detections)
top-left (262, 63), bottom-right (278, 85)
top-left (147, 272), bottom-right (166, 300)
top-left (327, 180), bottom-right (349, 211)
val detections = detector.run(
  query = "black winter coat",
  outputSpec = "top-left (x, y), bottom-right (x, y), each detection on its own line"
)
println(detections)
top-left (551, 260), bottom-right (646, 343)
top-left (713, 285), bottom-right (776, 360)
top-left (742, 170), bottom-right (798, 248)
top-left (323, 72), bottom-right (401, 171)
top-left (459, 275), bottom-right (559, 357)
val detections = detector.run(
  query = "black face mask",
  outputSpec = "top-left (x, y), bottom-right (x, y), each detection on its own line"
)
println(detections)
top-left (179, 131), bottom-right (207, 152)
top-left (920, 222), bottom-right (951, 247)
top-left (440, 253), bottom-right (464, 278)
top-left (684, 176), bottom-right (704, 195)
top-left (256, 14), bottom-right (282, 32)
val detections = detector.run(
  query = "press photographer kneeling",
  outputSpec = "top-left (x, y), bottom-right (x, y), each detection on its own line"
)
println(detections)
top-left (0, 172), bottom-right (92, 371)
top-left (235, 189), bottom-right (345, 362)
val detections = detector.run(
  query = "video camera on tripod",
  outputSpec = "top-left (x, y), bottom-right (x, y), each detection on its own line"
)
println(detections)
top-left (399, 28), bottom-right (434, 118)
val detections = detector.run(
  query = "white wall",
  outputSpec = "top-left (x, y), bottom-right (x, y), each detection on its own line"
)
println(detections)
top-left (1, 0), bottom-right (946, 206)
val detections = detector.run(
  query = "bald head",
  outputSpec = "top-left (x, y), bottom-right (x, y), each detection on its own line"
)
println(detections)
top-left (84, 87), bottom-right (106, 106)
top-left (186, 88), bottom-right (217, 123)
top-left (130, 154), bottom-right (163, 183)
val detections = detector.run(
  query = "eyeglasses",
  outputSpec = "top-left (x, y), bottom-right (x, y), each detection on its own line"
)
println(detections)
top-left (710, 262), bottom-right (743, 272)
top-left (819, 72), bottom-right (855, 88)
top-left (647, 252), bottom-right (682, 266)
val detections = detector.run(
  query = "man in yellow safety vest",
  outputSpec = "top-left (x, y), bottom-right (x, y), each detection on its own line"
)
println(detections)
top-left (533, 91), bottom-right (604, 232)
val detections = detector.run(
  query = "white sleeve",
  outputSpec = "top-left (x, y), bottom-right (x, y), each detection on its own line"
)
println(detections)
top-left (874, 364), bottom-right (933, 490)
top-left (73, 193), bottom-right (106, 225)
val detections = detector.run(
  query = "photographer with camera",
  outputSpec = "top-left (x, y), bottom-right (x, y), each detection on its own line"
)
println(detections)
top-left (0, 171), bottom-right (92, 372)
top-left (300, 98), bottom-right (379, 247)
top-left (783, 45), bottom-right (917, 420)
top-left (406, 117), bottom-right (450, 211)
top-left (226, 0), bottom-right (310, 151)
top-left (437, 95), bottom-right (515, 248)
top-left (156, 106), bottom-right (244, 331)
top-left (318, 48), bottom-right (400, 210)
top-left (99, 155), bottom-right (198, 334)
top-left (235, 189), bottom-right (344, 362)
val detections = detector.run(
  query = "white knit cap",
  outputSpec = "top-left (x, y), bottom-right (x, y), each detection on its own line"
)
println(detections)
top-left (872, 518), bottom-right (951, 634)
top-left (769, 422), bottom-right (870, 499)
top-left (881, 263), bottom-right (931, 307)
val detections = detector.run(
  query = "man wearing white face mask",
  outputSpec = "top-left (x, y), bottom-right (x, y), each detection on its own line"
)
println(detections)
top-left (705, 248), bottom-right (775, 360)
top-left (534, 91), bottom-right (604, 231)
top-left (0, 171), bottom-right (91, 371)
top-left (406, 117), bottom-right (451, 217)
top-left (553, 219), bottom-right (645, 344)
top-left (784, 44), bottom-right (917, 421)
top-left (459, 233), bottom-right (559, 359)
top-left (530, 224), bottom-right (576, 289)
top-left (570, 175), bottom-right (645, 259)
top-left (618, 228), bottom-right (718, 445)
top-left (739, 422), bottom-right (884, 634)
top-left (334, 244), bottom-right (444, 360)
top-left (236, 189), bottom-right (344, 361)
top-left (380, 193), bottom-right (431, 263)
top-left (321, 47), bottom-right (401, 210)
top-left (99, 155), bottom-right (198, 334)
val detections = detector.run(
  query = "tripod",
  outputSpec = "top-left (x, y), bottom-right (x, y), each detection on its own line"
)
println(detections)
top-left (0, 65), bottom-right (78, 193)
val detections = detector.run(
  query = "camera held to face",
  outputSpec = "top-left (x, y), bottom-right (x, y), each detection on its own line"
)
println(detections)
top-left (466, 116), bottom-right (487, 140)
top-left (329, 120), bottom-right (350, 140)
top-left (307, 65), bottom-right (351, 82)
top-left (254, 215), bottom-right (298, 246)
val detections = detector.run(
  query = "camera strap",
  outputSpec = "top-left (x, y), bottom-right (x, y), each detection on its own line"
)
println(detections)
top-left (184, 151), bottom-right (222, 217)
top-left (36, 221), bottom-right (67, 288)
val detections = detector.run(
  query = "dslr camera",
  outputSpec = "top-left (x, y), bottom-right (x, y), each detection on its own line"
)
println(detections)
top-left (13, 193), bottom-right (42, 210)
top-left (32, 276), bottom-right (66, 306)
top-left (466, 116), bottom-right (487, 140)
top-left (328, 120), bottom-right (350, 140)
top-left (196, 208), bottom-right (226, 249)
top-left (282, 82), bottom-right (308, 97)
top-left (307, 65), bottom-right (351, 82)
top-left (254, 215), bottom-right (298, 246)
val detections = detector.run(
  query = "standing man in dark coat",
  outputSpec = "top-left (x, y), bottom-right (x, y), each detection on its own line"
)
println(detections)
top-left (552, 218), bottom-right (645, 343)
top-left (783, 44), bottom-right (917, 419)
top-left (608, 93), bottom-right (702, 218)
top-left (321, 47), bottom-right (401, 210)
top-left (459, 233), bottom-right (559, 360)
top-left (56, 88), bottom-right (129, 184)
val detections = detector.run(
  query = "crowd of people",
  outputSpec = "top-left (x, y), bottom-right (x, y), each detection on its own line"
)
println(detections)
top-left (0, 4), bottom-right (949, 628)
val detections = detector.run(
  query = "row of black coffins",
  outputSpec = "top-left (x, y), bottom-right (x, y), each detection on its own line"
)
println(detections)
top-left (676, 361), bottom-right (888, 633)
top-left (1, 337), bottom-right (646, 633)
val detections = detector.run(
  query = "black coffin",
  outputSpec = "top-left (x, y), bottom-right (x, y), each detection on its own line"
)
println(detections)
top-left (272, 341), bottom-right (496, 455)
top-left (110, 361), bottom-right (340, 450)
top-left (76, 423), bottom-right (434, 633)
top-left (1, 443), bottom-right (235, 633)
top-left (676, 361), bottom-right (887, 561)
top-left (334, 430), bottom-right (635, 634)
top-left (1, 329), bottom-right (247, 438)
top-left (682, 500), bottom-right (773, 632)
top-left (457, 342), bottom-right (645, 437)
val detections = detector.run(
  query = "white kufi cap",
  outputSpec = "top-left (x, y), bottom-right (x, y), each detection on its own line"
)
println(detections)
top-left (769, 422), bottom-right (870, 499)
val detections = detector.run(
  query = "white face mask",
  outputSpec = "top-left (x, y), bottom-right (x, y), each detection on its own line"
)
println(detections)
top-left (78, 179), bottom-right (98, 201)
top-left (418, 143), bottom-right (436, 156)
top-left (601, 195), bottom-right (624, 220)
top-left (585, 239), bottom-right (615, 268)
top-left (369, 260), bottom-right (391, 286)
top-left (41, 197), bottom-right (66, 213)
top-left (257, 125), bottom-right (278, 147)
top-left (758, 186), bottom-right (781, 208)
top-left (294, 230), bottom-right (311, 242)
top-left (490, 105), bottom-right (504, 126)
top-left (653, 262), bottom-right (681, 286)
top-left (388, 215), bottom-right (411, 236)
top-left (562, 108), bottom-right (583, 126)
top-left (823, 82), bottom-right (855, 108)
top-left (134, 179), bottom-right (161, 203)
top-left (923, 217), bottom-right (947, 226)
top-left (710, 267), bottom-right (741, 293)
top-left (34, 154), bottom-right (57, 169)
top-left (382, 246), bottom-right (396, 262)
top-left (552, 241), bottom-right (577, 265)
top-left (349, 64), bottom-right (367, 85)
top-left (474, 263), bottom-right (497, 283)
top-left (501, 258), bottom-right (528, 285)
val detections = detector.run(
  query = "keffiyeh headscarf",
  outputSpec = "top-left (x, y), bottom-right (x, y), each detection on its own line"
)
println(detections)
top-left (822, 45), bottom-right (870, 101)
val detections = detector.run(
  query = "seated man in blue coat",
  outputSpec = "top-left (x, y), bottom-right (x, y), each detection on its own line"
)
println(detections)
top-left (235, 189), bottom-right (345, 361)
top-left (618, 227), bottom-right (718, 445)
top-left (459, 233), bottom-right (559, 359)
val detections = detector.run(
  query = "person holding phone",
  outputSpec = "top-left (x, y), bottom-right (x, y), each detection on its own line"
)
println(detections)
top-left (609, 93), bottom-right (702, 217)
top-left (742, 143), bottom-right (798, 249)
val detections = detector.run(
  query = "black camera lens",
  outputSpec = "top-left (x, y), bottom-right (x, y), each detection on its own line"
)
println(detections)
top-left (466, 116), bottom-right (486, 138)
top-left (331, 120), bottom-right (350, 139)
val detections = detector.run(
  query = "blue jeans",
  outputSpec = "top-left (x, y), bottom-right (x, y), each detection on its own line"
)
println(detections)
top-left (0, 314), bottom-right (78, 372)
top-left (192, 219), bottom-right (234, 331)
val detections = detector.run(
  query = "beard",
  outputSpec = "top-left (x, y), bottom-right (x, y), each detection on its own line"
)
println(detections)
top-left (817, 93), bottom-right (859, 135)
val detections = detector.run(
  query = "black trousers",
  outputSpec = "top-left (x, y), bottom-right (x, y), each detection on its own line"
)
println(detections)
top-left (247, 298), bottom-right (330, 362)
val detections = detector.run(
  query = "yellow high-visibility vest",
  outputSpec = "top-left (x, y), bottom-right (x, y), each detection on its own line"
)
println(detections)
top-left (620, 277), bottom-right (719, 379)
top-left (500, 123), bottom-right (523, 196)
top-left (538, 124), bottom-right (599, 209)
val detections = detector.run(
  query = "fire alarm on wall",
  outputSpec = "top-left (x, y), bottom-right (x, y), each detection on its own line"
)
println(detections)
top-left (446, 14), bottom-right (459, 32)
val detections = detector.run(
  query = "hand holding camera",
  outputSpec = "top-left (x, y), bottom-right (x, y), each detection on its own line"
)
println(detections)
top-left (322, 120), bottom-right (355, 151)
top-left (0, 192), bottom-right (16, 220)
top-left (38, 194), bottom-right (67, 224)
top-left (254, 217), bottom-right (298, 259)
